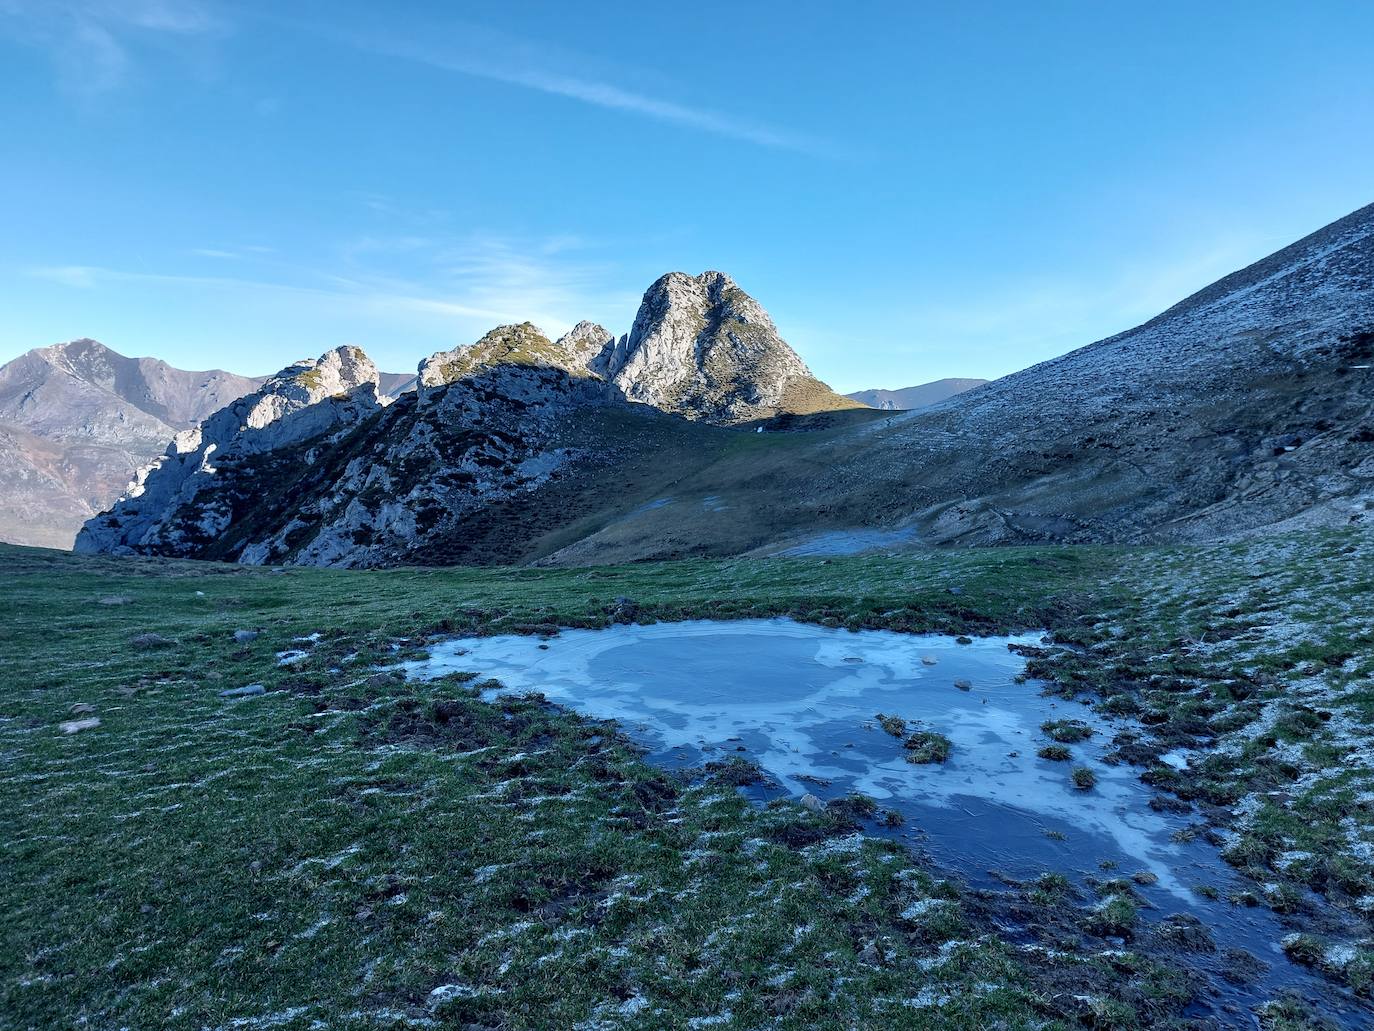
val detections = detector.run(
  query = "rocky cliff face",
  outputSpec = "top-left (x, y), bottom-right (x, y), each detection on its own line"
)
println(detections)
top-left (75, 347), bottom-right (384, 557)
top-left (75, 352), bottom-right (644, 567)
top-left (600, 271), bottom-right (862, 424)
top-left (0, 340), bottom-right (266, 548)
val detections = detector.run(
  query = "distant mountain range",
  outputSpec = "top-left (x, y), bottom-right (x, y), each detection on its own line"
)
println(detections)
top-left (0, 342), bottom-right (417, 549)
top-left (845, 378), bottom-right (989, 411)
top-left (0, 341), bottom-right (264, 549)
top-left (69, 202), bottom-right (1374, 566)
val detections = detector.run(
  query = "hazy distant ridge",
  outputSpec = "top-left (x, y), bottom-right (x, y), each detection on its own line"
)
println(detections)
top-left (845, 378), bottom-right (988, 411)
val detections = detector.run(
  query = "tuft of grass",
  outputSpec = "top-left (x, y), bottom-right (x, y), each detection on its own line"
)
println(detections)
top-left (1038, 744), bottom-right (1072, 761)
top-left (1042, 719), bottom-right (1094, 743)
top-left (1072, 766), bottom-right (1097, 790)
top-left (1085, 894), bottom-right (1138, 937)
top-left (903, 730), bottom-right (953, 764)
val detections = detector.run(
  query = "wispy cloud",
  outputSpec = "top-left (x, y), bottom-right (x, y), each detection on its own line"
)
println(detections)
top-left (187, 244), bottom-right (275, 259)
top-left (318, 20), bottom-right (826, 154)
top-left (25, 229), bottom-right (641, 353)
top-left (336, 230), bottom-right (639, 336)
top-left (29, 264), bottom-right (103, 288)
top-left (0, 0), bottom-right (225, 93)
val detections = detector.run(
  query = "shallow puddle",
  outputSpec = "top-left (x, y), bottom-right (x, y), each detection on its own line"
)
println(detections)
top-left (406, 618), bottom-right (1365, 1025)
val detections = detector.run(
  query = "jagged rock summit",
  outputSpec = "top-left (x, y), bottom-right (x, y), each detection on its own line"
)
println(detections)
top-left (75, 346), bottom-right (384, 556)
top-left (416, 322), bottom-right (615, 402)
top-left (412, 275), bottom-right (859, 424)
top-left (601, 271), bottom-right (863, 424)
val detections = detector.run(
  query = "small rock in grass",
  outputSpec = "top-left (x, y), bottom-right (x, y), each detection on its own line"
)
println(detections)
top-left (233, 629), bottom-right (260, 644)
top-left (131, 632), bottom-right (174, 650)
top-left (220, 684), bottom-right (266, 699)
top-left (800, 792), bottom-right (824, 813)
top-left (59, 717), bottom-right (100, 734)
top-left (858, 939), bottom-right (886, 965)
top-left (953, 678), bottom-right (972, 691)
top-left (1131, 870), bottom-right (1159, 886)
top-left (69, 702), bottom-right (96, 715)
top-left (608, 596), bottom-right (640, 623)
top-left (428, 984), bottom-right (475, 1007)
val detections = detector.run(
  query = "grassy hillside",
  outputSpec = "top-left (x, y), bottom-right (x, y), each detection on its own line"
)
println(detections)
top-left (3, 534), bottom-right (1372, 1028)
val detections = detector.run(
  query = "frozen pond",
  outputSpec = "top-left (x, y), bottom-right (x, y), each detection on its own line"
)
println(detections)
top-left (405, 618), bottom-right (1363, 1025)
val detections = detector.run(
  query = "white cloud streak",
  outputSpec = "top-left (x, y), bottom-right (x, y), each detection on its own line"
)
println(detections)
top-left (328, 23), bottom-right (827, 154)
top-left (25, 230), bottom-right (641, 352)
top-left (0, 0), bottom-right (223, 92)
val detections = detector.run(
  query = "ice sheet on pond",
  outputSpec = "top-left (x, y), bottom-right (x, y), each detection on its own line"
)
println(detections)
top-left (406, 619), bottom-right (1187, 892)
top-left (404, 618), bottom-right (1363, 1025)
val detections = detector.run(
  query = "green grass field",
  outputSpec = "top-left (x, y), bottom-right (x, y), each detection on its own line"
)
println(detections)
top-left (2, 532), bottom-right (1372, 1029)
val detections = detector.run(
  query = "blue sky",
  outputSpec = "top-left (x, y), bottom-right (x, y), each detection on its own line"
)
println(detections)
top-left (0, 1), bottom-right (1371, 390)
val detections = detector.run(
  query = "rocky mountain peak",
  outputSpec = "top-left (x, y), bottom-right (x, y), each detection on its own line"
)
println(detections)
top-left (601, 270), bottom-right (859, 424)
top-left (35, 337), bottom-right (122, 379)
top-left (416, 322), bottom-right (613, 403)
top-left (557, 321), bottom-right (617, 373)
top-left (247, 345), bottom-right (380, 427)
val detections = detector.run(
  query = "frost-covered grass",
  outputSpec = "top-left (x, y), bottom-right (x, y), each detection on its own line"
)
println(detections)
top-left (2, 530), bottom-right (1373, 1026)
top-left (0, 546), bottom-right (1083, 1030)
